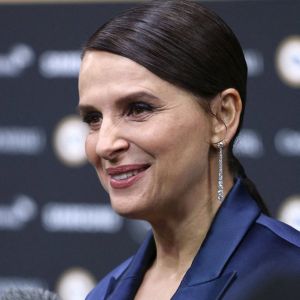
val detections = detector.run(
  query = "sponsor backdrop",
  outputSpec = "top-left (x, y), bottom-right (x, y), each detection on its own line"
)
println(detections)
top-left (0, 1), bottom-right (299, 299)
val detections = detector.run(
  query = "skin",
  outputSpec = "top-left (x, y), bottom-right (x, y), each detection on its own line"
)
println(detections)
top-left (78, 51), bottom-right (242, 300)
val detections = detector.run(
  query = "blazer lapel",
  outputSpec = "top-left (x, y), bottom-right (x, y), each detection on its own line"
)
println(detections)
top-left (172, 271), bottom-right (237, 300)
top-left (105, 234), bottom-right (156, 300)
top-left (102, 277), bottom-right (118, 299)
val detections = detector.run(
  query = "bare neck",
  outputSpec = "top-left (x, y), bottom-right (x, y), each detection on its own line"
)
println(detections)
top-left (149, 172), bottom-right (234, 276)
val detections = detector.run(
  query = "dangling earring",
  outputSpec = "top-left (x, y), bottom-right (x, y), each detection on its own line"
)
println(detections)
top-left (217, 141), bottom-right (224, 202)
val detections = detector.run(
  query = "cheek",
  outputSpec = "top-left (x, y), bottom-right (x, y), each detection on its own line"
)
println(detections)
top-left (150, 115), bottom-right (211, 167)
top-left (85, 133), bottom-right (98, 165)
top-left (85, 134), bottom-right (108, 190)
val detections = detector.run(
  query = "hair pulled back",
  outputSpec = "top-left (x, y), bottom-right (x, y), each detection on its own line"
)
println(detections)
top-left (83, 0), bottom-right (268, 214)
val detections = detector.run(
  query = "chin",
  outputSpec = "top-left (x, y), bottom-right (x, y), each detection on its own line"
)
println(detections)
top-left (110, 198), bottom-right (153, 221)
top-left (114, 208), bottom-right (147, 221)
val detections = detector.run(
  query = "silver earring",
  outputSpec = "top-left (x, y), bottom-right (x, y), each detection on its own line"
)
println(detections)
top-left (217, 141), bottom-right (224, 202)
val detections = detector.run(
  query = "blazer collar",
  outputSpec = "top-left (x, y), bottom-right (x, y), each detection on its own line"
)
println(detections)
top-left (106, 234), bottom-right (155, 300)
top-left (107, 178), bottom-right (261, 299)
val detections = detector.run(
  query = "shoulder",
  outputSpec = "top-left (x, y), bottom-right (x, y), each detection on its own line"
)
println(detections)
top-left (85, 257), bottom-right (132, 300)
top-left (256, 213), bottom-right (300, 248)
top-left (225, 214), bottom-right (300, 299)
top-left (238, 213), bottom-right (300, 267)
top-left (230, 212), bottom-right (300, 271)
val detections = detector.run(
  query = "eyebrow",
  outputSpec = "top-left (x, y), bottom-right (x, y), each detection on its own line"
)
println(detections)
top-left (77, 91), bottom-right (159, 114)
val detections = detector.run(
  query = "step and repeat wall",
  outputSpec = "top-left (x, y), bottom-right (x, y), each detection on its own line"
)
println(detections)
top-left (0, 1), bottom-right (299, 299)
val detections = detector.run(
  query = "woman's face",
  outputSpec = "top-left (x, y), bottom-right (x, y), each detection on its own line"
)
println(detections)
top-left (78, 51), bottom-right (214, 221)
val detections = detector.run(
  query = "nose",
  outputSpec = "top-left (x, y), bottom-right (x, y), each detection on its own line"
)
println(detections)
top-left (95, 118), bottom-right (129, 161)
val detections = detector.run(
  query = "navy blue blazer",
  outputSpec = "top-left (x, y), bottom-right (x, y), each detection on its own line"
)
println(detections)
top-left (86, 179), bottom-right (300, 300)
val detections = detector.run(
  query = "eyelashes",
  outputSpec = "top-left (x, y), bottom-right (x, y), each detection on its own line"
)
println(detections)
top-left (81, 101), bottom-right (157, 130)
top-left (82, 111), bottom-right (102, 129)
top-left (126, 102), bottom-right (155, 117)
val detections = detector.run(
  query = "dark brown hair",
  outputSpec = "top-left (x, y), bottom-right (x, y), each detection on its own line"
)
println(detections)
top-left (82, 0), bottom-right (268, 214)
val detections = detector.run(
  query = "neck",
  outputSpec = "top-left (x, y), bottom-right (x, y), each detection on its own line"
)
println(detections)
top-left (149, 171), bottom-right (234, 276)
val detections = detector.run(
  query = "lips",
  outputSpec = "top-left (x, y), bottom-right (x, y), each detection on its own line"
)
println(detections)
top-left (106, 164), bottom-right (150, 189)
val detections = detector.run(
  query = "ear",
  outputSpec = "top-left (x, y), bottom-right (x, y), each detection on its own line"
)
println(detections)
top-left (210, 88), bottom-right (242, 146)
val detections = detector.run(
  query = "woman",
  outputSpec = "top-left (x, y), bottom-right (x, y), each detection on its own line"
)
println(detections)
top-left (78, 1), bottom-right (300, 299)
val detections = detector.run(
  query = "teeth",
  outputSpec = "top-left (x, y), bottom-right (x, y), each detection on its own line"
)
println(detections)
top-left (112, 170), bottom-right (139, 180)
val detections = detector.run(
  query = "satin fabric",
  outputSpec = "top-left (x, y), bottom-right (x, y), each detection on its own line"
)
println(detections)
top-left (86, 179), bottom-right (300, 300)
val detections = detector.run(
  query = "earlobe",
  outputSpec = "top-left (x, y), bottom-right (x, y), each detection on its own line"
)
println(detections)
top-left (210, 88), bottom-right (242, 146)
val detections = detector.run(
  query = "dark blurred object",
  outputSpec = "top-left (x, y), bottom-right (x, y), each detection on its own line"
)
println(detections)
top-left (246, 275), bottom-right (300, 300)
top-left (0, 288), bottom-right (60, 300)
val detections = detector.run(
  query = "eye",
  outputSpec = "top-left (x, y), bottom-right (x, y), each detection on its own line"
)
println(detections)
top-left (126, 102), bottom-right (154, 118)
top-left (82, 111), bottom-right (102, 130)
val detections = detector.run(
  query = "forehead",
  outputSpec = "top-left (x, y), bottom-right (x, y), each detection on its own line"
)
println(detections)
top-left (79, 51), bottom-right (160, 89)
top-left (78, 51), bottom-right (196, 104)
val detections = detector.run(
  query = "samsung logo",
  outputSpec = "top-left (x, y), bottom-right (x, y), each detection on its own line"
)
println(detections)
top-left (234, 129), bottom-right (264, 158)
top-left (276, 36), bottom-right (300, 88)
top-left (39, 50), bottom-right (81, 78)
top-left (0, 127), bottom-right (46, 155)
top-left (0, 44), bottom-right (35, 77)
top-left (42, 203), bottom-right (123, 233)
top-left (278, 195), bottom-right (300, 231)
top-left (275, 128), bottom-right (300, 156)
top-left (0, 195), bottom-right (37, 230)
top-left (244, 49), bottom-right (264, 77)
top-left (0, 278), bottom-right (47, 297)
top-left (53, 116), bottom-right (88, 167)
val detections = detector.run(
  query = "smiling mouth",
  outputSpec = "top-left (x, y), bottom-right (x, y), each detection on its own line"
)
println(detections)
top-left (106, 164), bottom-right (150, 189)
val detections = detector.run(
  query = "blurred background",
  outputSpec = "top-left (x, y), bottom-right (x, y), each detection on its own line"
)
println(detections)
top-left (0, 0), bottom-right (299, 299)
